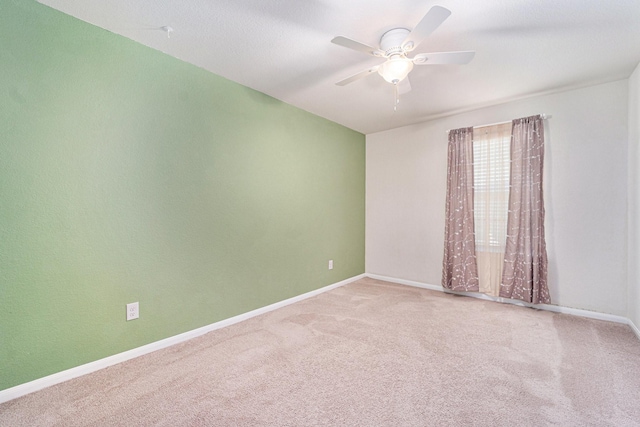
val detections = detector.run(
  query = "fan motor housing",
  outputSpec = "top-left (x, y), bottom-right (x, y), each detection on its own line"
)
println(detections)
top-left (379, 28), bottom-right (410, 56)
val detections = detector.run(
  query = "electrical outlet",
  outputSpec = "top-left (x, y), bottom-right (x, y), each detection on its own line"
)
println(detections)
top-left (126, 302), bottom-right (139, 321)
top-left (328, 260), bottom-right (334, 270)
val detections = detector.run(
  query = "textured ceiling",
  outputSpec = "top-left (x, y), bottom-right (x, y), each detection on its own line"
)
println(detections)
top-left (38, 0), bottom-right (640, 134)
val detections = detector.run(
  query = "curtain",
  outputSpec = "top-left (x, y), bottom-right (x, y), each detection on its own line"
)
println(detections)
top-left (473, 123), bottom-right (511, 296)
top-left (500, 115), bottom-right (550, 304)
top-left (442, 127), bottom-right (479, 292)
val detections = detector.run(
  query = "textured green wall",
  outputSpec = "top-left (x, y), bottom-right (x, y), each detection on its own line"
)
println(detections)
top-left (0, 1), bottom-right (365, 391)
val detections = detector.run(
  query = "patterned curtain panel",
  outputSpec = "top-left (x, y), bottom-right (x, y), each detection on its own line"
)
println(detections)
top-left (500, 115), bottom-right (550, 304)
top-left (442, 127), bottom-right (479, 292)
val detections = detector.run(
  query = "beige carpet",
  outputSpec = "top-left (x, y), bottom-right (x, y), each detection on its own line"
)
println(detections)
top-left (2, 278), bottom-right (640, 426)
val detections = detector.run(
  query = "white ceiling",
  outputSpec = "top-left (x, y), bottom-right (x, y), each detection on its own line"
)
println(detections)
top-left (38, 0), bottom-right (640, 134)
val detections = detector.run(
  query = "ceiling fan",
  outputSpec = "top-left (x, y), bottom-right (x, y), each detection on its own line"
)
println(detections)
top-left (331, 5), bottom-right (474, 102)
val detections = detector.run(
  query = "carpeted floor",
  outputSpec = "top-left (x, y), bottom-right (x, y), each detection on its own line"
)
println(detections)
top-left (2, 277), bottom-right (640, 426)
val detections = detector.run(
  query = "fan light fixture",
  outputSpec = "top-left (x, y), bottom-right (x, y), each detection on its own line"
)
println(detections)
top-left (377, 55), bottom-right (414, 84)
top-left (331, 6), bottom-right (476, 110)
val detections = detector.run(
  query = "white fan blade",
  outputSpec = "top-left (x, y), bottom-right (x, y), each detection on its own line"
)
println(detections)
top-left (331, 36), bottom-right (385, 57)
top-left (401, 6), bottom-right (451, 52)
top-left (335, 66), bottom-right (380, 86)
top-left (398, 77), bottom-right (412, 95)
top-left (413, 51), bottom-right (475, 65)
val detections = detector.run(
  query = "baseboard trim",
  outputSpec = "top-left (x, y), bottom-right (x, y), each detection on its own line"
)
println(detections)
top-left (629, 318), bottom-right (640, 341)
top-left (366, 273), bottom-right (633, 326)
top-left (0, 273), bottom-right (365, 404)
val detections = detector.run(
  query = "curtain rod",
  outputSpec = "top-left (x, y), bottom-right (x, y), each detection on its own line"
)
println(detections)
top-left (446, 114), bottom-right (552, 134)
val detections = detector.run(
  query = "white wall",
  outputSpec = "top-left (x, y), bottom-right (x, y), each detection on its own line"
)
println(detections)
top-left (367, 80), bottom-right (629, 316)
top-left (629, 64), bottom-right (640, 328)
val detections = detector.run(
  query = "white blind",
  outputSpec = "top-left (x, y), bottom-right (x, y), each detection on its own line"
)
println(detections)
top-left (473, 123), bottom-right (511, 253)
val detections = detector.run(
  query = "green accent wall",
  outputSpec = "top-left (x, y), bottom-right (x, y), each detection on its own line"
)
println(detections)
top-left (0, 1), bottom-right (365, 391)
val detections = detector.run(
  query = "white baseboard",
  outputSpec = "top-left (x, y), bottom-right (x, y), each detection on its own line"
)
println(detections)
top-left (629, 318), bottom-right (640, 341)
top-left (0, 273), bottom-right (365, 404)
top-left (366, 274), bottom-right (444, 293)
top-left (366, 273), bottom-right (634, 327)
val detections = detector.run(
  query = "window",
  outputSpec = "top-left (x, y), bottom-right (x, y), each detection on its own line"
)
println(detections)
top-left (472, 123), bottom-right (511, 296)
top-left (473, 123), bottom-right (511, 253)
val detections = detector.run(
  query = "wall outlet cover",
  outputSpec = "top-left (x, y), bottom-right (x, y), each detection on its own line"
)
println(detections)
top-left (126, 302), bottom-right (139, 321)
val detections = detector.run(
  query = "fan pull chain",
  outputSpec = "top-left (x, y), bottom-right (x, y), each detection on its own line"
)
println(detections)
top-left (393, 83), bottom-right (399, 112)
